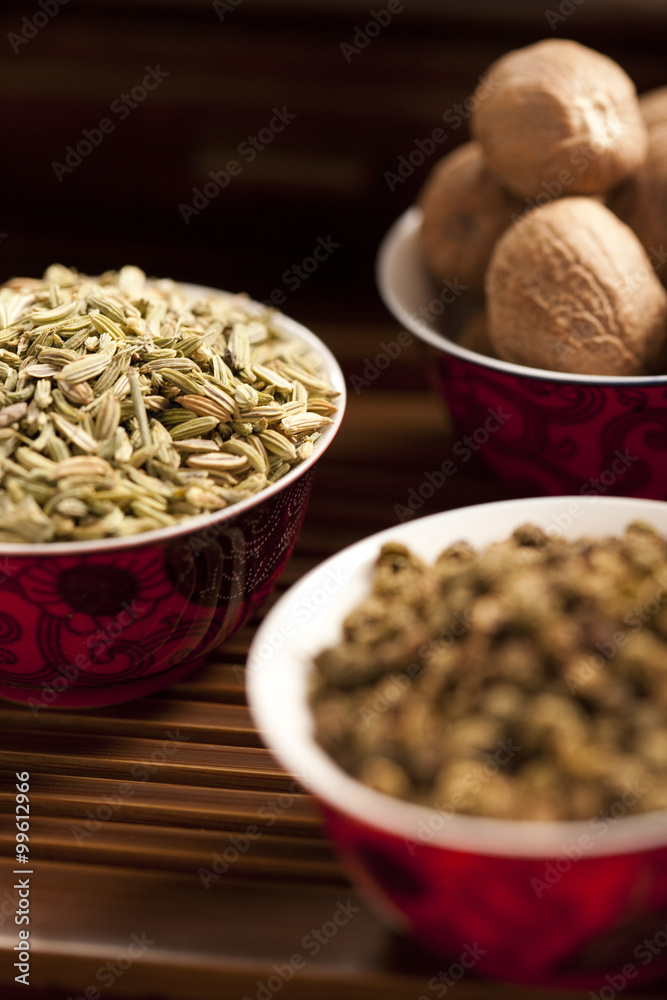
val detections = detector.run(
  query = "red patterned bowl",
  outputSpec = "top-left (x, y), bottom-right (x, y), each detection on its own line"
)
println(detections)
top-left (0, 288), bottom-right (345, 711)
top-left (377, 206), bottom-right (667, 500)
top-left (248, 496), bottom-right (667, 991)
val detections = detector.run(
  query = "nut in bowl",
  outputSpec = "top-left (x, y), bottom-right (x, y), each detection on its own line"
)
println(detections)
top-left (0, 266), bottom-right (345, 710)
top-left (247, 496), bottom-right (667, 991)
top-left (378, 38), bottom-right (667, 500)
top-left (377, 205), bottom-right (667, 499)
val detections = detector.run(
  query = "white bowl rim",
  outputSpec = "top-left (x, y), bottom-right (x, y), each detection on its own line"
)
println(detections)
top-left (0, 282), bottom-right (346, 556)
top-left (248, 495), bottom-right (667, 860)
top-left (376, 206), bottom-right (667, 387)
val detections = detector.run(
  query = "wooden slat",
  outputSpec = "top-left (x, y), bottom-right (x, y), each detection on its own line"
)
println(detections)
top-left (0, 737), bottom-right (292, 791)
top-left (0, 817), bottom-right (341, 882)
top-left (154, 660), bottom-right (250, 703)
top-left (0, 775), bottom-right (320, 832)
top-left (0, 701), bottom-right (261, 746)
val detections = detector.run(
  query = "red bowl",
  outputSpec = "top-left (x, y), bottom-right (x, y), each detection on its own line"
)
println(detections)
top-left (377, 207), bottom-right (667, 499)
top-left (0, 289), bottom-right (346, 711)
top-left (247, 496), bottom-right (667, 991)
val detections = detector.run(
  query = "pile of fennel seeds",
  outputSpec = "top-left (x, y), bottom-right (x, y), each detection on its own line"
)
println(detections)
top-left (0, 265), bottom-right (338, 543)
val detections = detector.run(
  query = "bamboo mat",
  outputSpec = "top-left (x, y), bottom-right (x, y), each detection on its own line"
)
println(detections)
top-left (0, 388), bottom-right (664, 1000)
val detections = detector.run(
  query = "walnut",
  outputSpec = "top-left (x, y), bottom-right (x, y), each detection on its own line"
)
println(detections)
top-left (418, 141), bottom-right (524, 294)
top-left (470, 39), bottom-right (648, 201)
top-left (639, 85), bottom-right (667, 130)
top-left (456, 309), bottom-right (496, 358)
top-left (607, 122), bottom-right (667, 287)
top-left (485, 197), bottom-right (667, 375)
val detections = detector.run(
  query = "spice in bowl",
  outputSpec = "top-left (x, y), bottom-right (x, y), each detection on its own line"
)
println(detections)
top-left (310, 521), bottom-right (667, 821)
top-left (0, 265), bottom-right (338, 542)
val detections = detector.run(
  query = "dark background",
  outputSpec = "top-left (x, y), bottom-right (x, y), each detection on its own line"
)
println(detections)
top-left (0, 0), bottom-right (665, 382)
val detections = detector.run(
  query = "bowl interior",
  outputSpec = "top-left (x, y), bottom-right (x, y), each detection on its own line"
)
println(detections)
top-left (248, 495), bottom-right (667, 858)
top-left (376, 206), bottom-right (667, 387)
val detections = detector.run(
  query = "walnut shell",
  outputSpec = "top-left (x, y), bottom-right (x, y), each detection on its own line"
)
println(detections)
top-left (639, 86), bottom-right (667, 131)
top-left (485, 197), bottom-right (667, 376)
top-left (418, 141), bottom-right (525, 295)
top-left (607, 122), bottom-right (667, 286)
top-left (471, 39), bottom-right (648, 201)
top-left (457, 309), bottom-right (496, 358)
